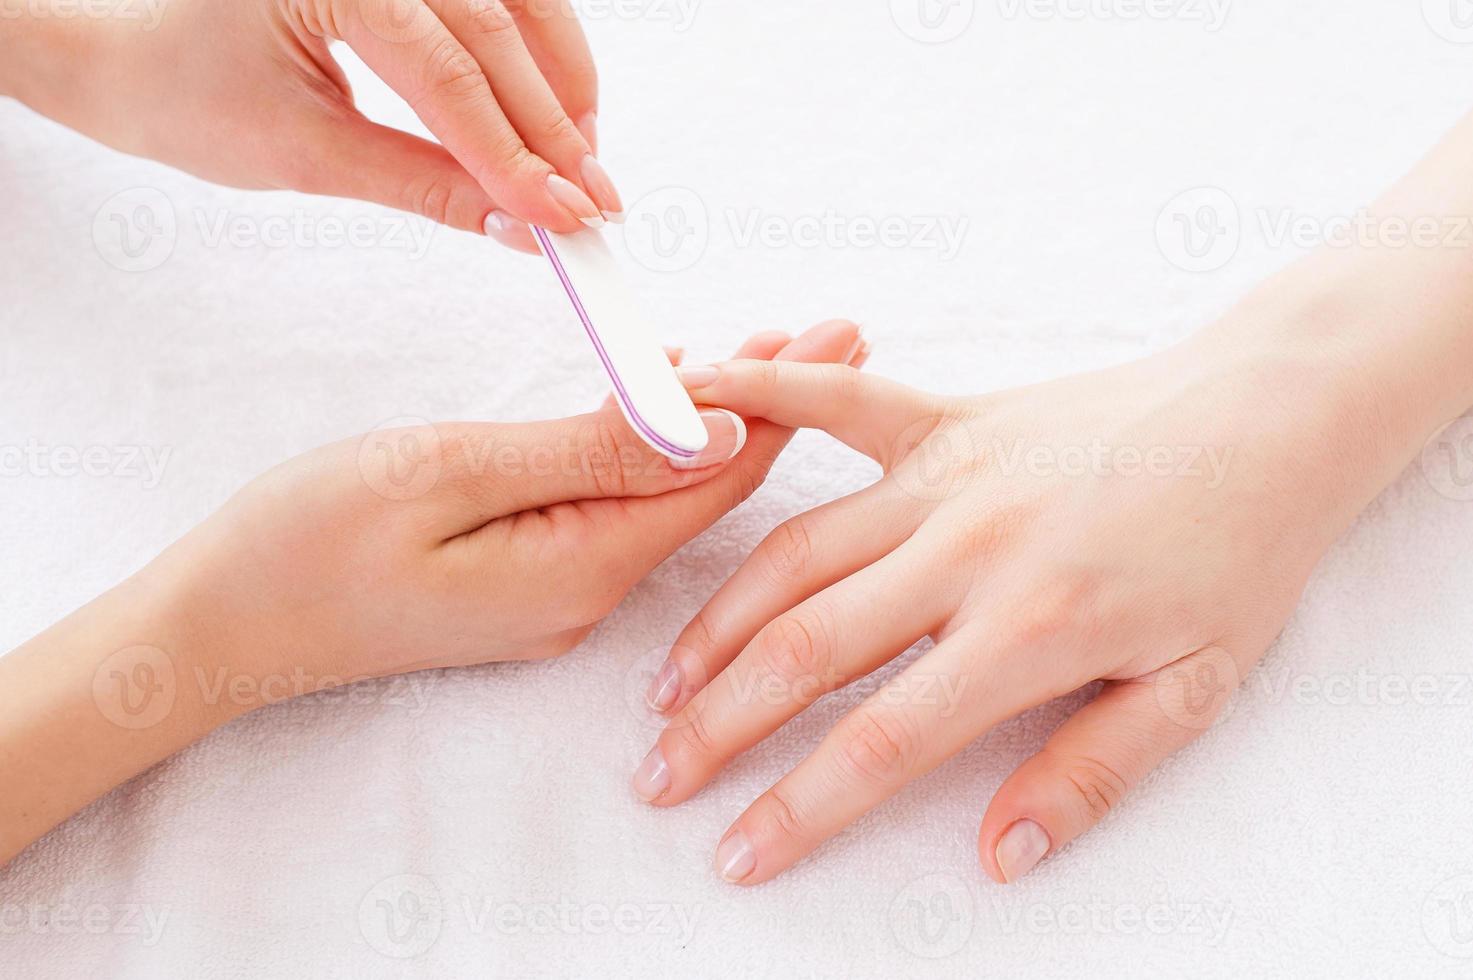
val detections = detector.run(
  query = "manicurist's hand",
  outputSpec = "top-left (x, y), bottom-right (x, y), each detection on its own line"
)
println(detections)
top-left (0, 0), bottom-right (620, 251)
top-left (0, 320), bottom-right (867, 869)
top-left (636, 118), bottom-right (1473, 886)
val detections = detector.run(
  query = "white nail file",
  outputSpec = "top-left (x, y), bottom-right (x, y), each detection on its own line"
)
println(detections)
top-left (532, 226), bottom-right (709, 461)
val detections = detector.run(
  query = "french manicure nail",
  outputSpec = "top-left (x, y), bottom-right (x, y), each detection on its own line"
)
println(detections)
top-left (714, 830), bottom-right (756, 883)
top-left (676, 365), bottom-right (720, 388)
top-left (547, 173), bottom-right (605, 228)
top-left (483, 210), bottom-right (539, 254)
top-left (671, 409), bottom-right (747, 470)
top-left (580, 154), bottom-right (625, 224)
top-left (647, 659), bottom-right (681, 713)
top-left (841, 326), bottom-right (866, 366)
top-left (995, 819), bottom-right (1051, 883)
top-left (576, 111), bottom-right (598, 153)
top-left (632, 746), bottom-right (671, 802)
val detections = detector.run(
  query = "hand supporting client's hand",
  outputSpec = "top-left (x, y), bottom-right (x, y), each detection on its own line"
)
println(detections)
top-left (0, 319), bottom-right (865, 869)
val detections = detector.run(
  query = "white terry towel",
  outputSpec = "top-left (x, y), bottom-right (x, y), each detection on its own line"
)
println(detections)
top-left (3, 3), bottom-right (1473, 976)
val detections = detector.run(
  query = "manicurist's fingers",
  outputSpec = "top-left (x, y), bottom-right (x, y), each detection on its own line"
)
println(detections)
top-left (977, 647), bottom-right (1240, 884)
top-left (635, 534), bottom-right (953, 806)
top-left (336, 0), bottom-right (601, 230)
top-left (291, 109), bottom-right (520, 241)
top-left (676, 359), bottom-right (939, 465)
top-left (586, 320), bottom-right (864, 564)
top-left (505, 0), bottom-right (601, 154)
top-left (648, 479), bottom-right (923, 716)
top-left (419, 0), bottom-right (621, 221)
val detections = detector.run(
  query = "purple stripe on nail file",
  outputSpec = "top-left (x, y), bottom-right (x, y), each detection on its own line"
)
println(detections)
top-left (532, 226), bottom-right (708, 461)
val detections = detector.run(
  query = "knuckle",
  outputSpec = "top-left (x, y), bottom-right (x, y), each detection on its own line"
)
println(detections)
top-left (756, 612), bottom-right (831, 690)
top-left (577, 419), bottom-right (632, 498)
top-left (534, 110), bottom-right (582, 149)
top-left (672, 706), bottom-right (721, 762)
top-left (461, 0), bottom-right (520, 39)
top-left (721, 461), bottom-right (767, 512)
top-left (824, 363), bottom-right (863, 403)
top-left (1057, 752), bottom-right (1130, 821)
top-left (419, 38), bottom-right (487, 106)
top-left (1004, 569), bottom-right (1097, 653)
top-left (403, 173), bottom-right (459, 226)
top-left (836, 709), bottom-right (919, 785)
top-left (763, 786), bottom-right (810, 845)
top-left (684, 607), bottom-right (721, 656)
top-left (761, 517), bottom-right (815, 584)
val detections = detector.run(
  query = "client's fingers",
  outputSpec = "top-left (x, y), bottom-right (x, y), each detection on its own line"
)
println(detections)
top-left (977, 649), bottom-right (1238, 884)
top-left (651, 479), bottom-right (922, 716)
top-left (639, 534), bottom-right (951, 806)
top-left (676, 359), bottom-right (937, 465)
top-left (584, 320), bottom-right (863, 566)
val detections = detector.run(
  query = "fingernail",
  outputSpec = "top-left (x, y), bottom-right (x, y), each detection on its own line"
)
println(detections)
top-left (851, 339), bottom-right (873, 367)
top-left (714, 830), bottom-right (756, 883)
top-left (841, 326), bottom-right (866, 365)
top-left (580, 154), bottom-right (625, 224)
top-left (632, 746), bottom-right (671, 802)
top-left (676, 364), bottom-right (720, 388)
top-left (483, 210), bottom-right (539, 254)
top-left (647, 659), bottom-right (681, 713)
top-left (576, 111), bottom-right (598, 153)
top-left (671, 409), bottom-right (746, 470)
top-left (995, 819), bottom-right (1051, 883)
top-left (547, 173), bottom-right (605, 228)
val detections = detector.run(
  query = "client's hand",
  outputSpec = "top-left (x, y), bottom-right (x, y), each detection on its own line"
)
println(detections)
top-left (636, 292), bottom-right (1469, 885)
top-left (0, 320), bottom-right (865, 868)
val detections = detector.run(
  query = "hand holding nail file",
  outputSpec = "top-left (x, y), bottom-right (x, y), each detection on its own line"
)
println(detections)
top-left (532, 225), bottom-right (710, 461)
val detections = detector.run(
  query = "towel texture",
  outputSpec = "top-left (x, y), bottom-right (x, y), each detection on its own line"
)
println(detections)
top-left (4, 2), bottom-right (1473, 976)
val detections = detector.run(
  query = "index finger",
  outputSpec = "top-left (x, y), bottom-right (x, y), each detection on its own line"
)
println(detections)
top-left (336, 0), bottom-right (596, 231)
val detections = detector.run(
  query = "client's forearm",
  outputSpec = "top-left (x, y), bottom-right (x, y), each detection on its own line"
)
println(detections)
top-left (1195, 110), bottom-right (1473, 510)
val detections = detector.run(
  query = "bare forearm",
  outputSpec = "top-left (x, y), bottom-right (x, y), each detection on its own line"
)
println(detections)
top-left (0, 565), bottom-right (234, 866)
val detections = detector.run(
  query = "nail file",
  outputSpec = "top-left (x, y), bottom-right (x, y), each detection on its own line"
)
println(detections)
top-left (532, 226), bottom-right (708, 461)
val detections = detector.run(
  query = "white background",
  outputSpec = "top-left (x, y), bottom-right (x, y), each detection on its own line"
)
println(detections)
top-left (3, 0), bottom-right (1473, 976)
